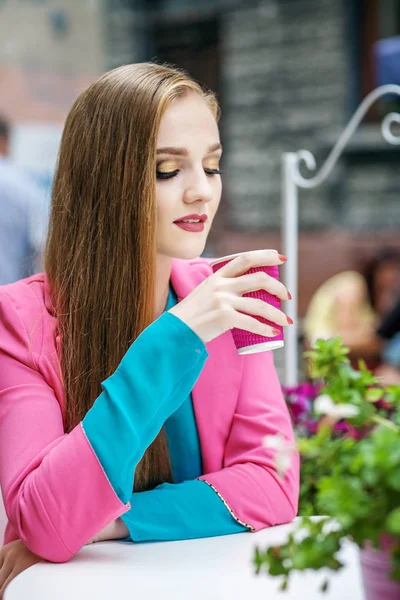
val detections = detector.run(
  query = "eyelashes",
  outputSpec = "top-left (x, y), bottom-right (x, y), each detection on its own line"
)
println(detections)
top-left (156, 168), bottom-right (222, 180)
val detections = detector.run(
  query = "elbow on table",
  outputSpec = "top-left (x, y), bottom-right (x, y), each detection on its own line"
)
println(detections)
top-left (4, 475), bottom-right (87, 563)
top-left (22, 534), bottom-right (75, 563)
top-left (279, 493), bottom-right (299, 524)
top-left (6, 503), bottom-right (76, 563)
top-left (273, 473), bottom-right (300, 526)
top-left (262, 461), bottom-right (300, 528)
top-left (265, 490), bottom-right (298, 530)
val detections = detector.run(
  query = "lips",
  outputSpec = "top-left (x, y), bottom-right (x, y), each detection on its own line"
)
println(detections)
top-left (174, 221), bottom-right (205, 232)
top-left (173, 213), bottom-right (208, 223)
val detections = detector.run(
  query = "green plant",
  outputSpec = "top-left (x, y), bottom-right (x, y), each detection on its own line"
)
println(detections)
top-left (256, 338), bottom-right (400, 592)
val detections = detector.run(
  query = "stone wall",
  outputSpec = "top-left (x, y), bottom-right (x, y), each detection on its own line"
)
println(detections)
top-left (219, 0), bottom-right (400, 233)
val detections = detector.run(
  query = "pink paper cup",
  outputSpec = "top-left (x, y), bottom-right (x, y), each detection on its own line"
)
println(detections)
top-left (210, 250), bottom-right (284, 355)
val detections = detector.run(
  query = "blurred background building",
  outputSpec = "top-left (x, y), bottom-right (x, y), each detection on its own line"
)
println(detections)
top-left (0, 0), bottom-right (399, 317)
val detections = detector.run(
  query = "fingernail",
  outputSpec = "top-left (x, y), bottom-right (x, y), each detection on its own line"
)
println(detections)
top-left (287, 291), bottom-right (292, 300)
top-left (272, 329), bottom-right (281, 336)
top-left (278, 254), bottom-right (287, 262)
top-left (287, 316), bottom-right (293, 325)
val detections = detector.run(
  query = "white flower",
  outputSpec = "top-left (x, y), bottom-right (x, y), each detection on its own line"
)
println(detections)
top-left (263, 432), bottom-right (287, 450)
top-left (314, 394), bottom-right (359, 419)
top-left (275, 451), bottom-right (293, 475)
top-left (263, 433), bottom-right (296, 477)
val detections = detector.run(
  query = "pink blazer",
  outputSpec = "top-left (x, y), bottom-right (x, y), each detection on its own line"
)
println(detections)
top-left (0, 257), bottom-right (299, 561)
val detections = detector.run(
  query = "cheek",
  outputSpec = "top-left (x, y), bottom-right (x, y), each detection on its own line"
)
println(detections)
top-left (155, 184), bottom-right (175, 222)
top-left (212, 179), bottom-right (222, 212)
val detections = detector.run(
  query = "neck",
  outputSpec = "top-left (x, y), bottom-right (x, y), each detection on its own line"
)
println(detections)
top-left (154, 254), bottom-right (173, 320)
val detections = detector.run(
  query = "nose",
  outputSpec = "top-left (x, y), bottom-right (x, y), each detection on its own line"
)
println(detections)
top-left (183, 168), bottom-right (214, 205)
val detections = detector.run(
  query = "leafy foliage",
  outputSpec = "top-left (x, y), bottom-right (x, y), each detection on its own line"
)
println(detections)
top-left (255, 338), bottom-right (400, 592)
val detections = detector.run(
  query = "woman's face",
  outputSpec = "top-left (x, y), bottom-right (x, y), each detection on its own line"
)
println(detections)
top-left (155, 91), bottom-right (222, 260)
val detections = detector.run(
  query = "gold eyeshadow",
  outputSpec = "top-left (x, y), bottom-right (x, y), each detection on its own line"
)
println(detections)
top-left (157, 160), bottom-right (179, 173)
top-left (204, 160), bottom-right (220, 170)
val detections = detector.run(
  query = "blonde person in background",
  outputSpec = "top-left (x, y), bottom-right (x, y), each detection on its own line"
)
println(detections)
top-left (304, 249), bottom-right (400, 369)
top-left (0, 63), bottom-right (298, 597)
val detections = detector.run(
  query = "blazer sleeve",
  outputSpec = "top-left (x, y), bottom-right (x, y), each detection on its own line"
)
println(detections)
top-left (0, 291), bottom-right (207, 562)
top-left (121, 479), bottom-right (248, 542)
top-left (198, 351), bottom-right (300, 531)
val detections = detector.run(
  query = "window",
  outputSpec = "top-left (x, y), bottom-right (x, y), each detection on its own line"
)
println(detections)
top-left (356, 0), bottom-right (400, 119)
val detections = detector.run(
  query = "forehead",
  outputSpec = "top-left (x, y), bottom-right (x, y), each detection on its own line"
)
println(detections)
top-left (157, 91), bottom-right (219, 148)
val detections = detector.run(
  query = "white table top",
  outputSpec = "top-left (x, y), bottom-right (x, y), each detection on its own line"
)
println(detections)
top-left (5, 519), bottom-right (364, 600)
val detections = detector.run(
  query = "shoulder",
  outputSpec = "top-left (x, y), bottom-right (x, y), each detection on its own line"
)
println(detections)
top-left (0, 272), bottom-right (48, 310)
top-left (0, 274), bottom-right (52, 364)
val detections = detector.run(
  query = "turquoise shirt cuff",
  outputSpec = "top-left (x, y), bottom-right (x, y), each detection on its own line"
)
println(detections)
top-left (121, 479), bottom-right (249, 542)
top-left (82, 312), bottom-right (208, 503)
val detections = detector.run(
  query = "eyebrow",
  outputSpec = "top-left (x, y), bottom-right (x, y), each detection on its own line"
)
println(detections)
top-left (156, 143), bottom-right (223, 157)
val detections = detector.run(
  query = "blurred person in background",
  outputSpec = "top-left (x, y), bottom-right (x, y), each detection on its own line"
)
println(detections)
top-left (0, 119), bottom-right (9, 157)
top-left (0, 115), bottom-right (46, 285)
top-left (303, 248), bottom-right (400, 370)
top-left (375, 295), bottom-right (400, 385)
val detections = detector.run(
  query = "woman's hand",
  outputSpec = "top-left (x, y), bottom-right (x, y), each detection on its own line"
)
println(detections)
top-left (0, 518), bottom-right (129, 597)
top-left (0, 540), bottom-right (43, 599)
top-left (169, 249), bottom-right (291, 344)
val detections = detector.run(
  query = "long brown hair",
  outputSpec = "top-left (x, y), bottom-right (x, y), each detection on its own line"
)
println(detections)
top-left (45, 63), bottom-right (219, 492)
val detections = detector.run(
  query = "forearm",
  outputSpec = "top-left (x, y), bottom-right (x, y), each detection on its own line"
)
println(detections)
top-left (121, 480), bottom-right (249, 542)
top-left (1, 311), bottom-right (206, 562)
top-left (82, 311), bottom-right (208, 503)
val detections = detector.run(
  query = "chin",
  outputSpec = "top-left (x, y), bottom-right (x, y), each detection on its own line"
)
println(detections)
top-left (160, 239), bottom-right (208, 261)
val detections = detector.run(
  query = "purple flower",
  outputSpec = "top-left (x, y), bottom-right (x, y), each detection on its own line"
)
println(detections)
top-left (283, 382), bottom-right (321, 426)
top-left (332, 421), bottom-right (360, 439)
top-left (289, 395), bottom-right (311, 421)
top-left (284, 382), bottom-right (319, 399)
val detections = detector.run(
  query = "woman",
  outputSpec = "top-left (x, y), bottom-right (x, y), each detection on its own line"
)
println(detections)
top-left (0, 63), bottom-right (298, 595)
top-left (303, 270), bottom-right (380, 362)
top-left (303, 249), bottom-right (400, 369)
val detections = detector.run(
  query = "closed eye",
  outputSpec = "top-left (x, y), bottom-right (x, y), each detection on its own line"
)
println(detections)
top-left (156, 168), bottom-right (222, 180)
top-left (156, 169), bottom-right (179, 180)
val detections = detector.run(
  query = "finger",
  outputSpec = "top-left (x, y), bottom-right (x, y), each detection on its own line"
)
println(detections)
top-left (216, 250), bottom-right (285, 278)
top-left (0, 568), bottom-right (20, 600)
top-left (232, 296), bottom-right (291, 327)
top-left (228, 271), bottom-right (289, 301)
top-left (0, 564), bottom-right (13, 600)
top-left (233, 311), bottom-right (281, 338)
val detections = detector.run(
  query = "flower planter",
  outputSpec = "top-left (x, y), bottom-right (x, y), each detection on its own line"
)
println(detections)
top-left (360, 543), bottom-right (400, 600)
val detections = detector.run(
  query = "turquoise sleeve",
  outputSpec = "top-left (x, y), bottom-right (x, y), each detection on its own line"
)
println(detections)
top-left (121, 480), bottom-right (249, 542)
top-left (82, 312), bottom-right (208, 503)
